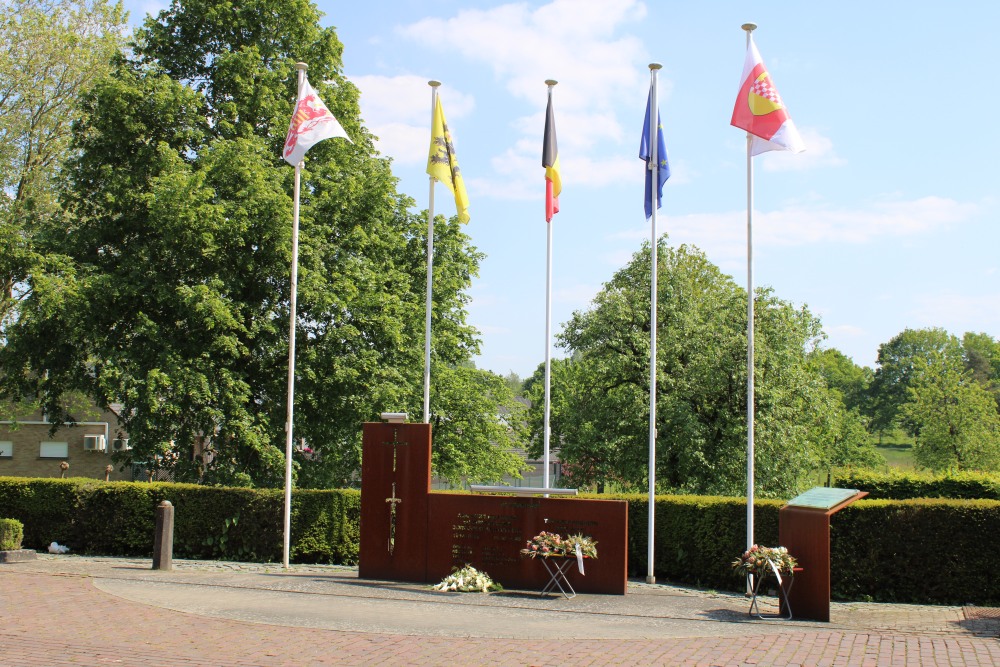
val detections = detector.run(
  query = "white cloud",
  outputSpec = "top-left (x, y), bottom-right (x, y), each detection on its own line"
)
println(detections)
top-left (398, 0), bottom-right (647, 110)
top-left (554, 283), bottom-right (600, 309)
top-left (826, 324), bottom-right (866, 338)
top-left (761, 127), bottom-right (846, 172)
top-left (609, 196), bottom-right (979, 269)
top-left (911, 292), bottom-right (1000, 331)
top-left (396, 0), bottom-right (652, 196)
top-left (352, 75), bottom-right (474, 165)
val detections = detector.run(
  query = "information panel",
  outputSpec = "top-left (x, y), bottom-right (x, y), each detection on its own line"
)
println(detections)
top-left (786, 487), bottom-right (860, 510)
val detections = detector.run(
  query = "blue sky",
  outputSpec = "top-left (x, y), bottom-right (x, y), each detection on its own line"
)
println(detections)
top-left (126, 1), bottom-right (1000, 379)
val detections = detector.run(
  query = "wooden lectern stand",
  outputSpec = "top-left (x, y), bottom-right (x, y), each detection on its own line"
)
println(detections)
top-left (778, 487), bottom-right (868, 621)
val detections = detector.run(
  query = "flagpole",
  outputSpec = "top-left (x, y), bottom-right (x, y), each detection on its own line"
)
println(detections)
top-left (646, 62), bottom-right (662, 585)
top-left (542, 79), bottom-right (557, 494)
top-left (282, 61), bottom-right (308, 570)
top-left (741, 23), bottom-right (757, 565)
top-left (424, 82), bottom-right (441, 424)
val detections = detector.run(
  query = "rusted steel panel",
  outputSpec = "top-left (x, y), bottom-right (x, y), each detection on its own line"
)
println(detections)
top-left (358, 421), bottom-right (628, 594)
top-left (779, 506), bottom-right (831, 621)
top-left (427, 493), bottom-right (628, 595)
top-left (358, 422), bottom-right (431, 581)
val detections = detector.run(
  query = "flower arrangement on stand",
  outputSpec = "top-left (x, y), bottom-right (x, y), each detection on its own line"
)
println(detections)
top-left (433, 564), bottom-right (502, 593)
top-left (520, 531), bottom-right (598, 559)
top-left (732, 545), bottom-right (797, 578)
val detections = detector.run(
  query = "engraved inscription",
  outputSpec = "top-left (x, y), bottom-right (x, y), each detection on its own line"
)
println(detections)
top-left (450, 512), bottom-right (522, 567)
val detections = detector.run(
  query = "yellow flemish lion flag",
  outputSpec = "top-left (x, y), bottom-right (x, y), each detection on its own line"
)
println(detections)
top-left (426, 96), bottom-right (470, 223)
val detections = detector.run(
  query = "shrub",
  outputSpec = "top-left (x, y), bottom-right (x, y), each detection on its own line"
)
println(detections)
top-left (0, 517), bottom-right (24, 550)
top-left (596, 491), bottom-right (1000, 605)
top-left (2, 477), bottom-right (999, 604)
top-left (833, 469), bottom-right (1000, 500)
top-left (0, 477), bottom-right (359, 564)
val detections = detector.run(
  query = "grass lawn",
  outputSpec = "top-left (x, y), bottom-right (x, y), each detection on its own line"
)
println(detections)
top-left (876, 443), bottom-right (916, 470)
top-left (873, 428), bottom-right (916, 470)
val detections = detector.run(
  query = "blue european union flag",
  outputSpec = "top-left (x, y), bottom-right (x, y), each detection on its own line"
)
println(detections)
top-left (639, 88), bottom-right (670, 219)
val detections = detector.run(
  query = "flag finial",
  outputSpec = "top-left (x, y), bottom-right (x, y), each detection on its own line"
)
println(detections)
top-left (741, 22), bottom-right (757, 33)
top-left (649, 63), bottom-right (662, 71)
top-left (428, 80), bottom-right (441, 88)
top-left (545, 79), bottom-right (558, 87)
top-left (295, 62), bottom-right (308, 71)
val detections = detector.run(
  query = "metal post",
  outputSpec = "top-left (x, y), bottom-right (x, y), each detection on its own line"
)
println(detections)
top-left (153, 500), bottom-right (174, 570)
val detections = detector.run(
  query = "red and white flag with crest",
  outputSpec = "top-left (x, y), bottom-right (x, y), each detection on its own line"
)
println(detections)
top-left (731, 37), bottom-right (805, 156)
top-left (283, 76), bottom-right (350, 166)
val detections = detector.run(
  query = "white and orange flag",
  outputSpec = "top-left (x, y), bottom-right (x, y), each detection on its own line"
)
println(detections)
top-left (283, 76), bottom-right (350, 166)
top-left (730, 37), bottom-right (805, 156)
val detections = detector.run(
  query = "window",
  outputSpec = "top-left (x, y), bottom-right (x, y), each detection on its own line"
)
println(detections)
top-left (0, 442), bottom-right (11, 458)
top-left (39, 442), bottom-right (69, 458)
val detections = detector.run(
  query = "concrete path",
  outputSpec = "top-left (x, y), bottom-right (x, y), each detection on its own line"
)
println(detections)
top-left (2, 555), bottom-right (998, 665)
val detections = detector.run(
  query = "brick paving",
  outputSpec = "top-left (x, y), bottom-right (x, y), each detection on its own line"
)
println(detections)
top-left (2, 557), bottom-right (999, 666)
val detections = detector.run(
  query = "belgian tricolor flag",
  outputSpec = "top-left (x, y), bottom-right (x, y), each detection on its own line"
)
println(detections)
top-left (542, 89), bottom-right (561, 222)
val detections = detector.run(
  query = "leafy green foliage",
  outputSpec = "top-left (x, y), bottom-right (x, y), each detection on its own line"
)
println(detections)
top-left (1, 0), bottom-right (525, 488)
top-left (868, 327), bottom-right (963, 435)
top-left (901, 351), bottom-right (1000, 471)
top-left (0, 476), bottom-right (80, 547)
top-left (832, 499), bottom-right (1000, 604)
top-left (0, 0), bottom-right (126, 335)
top-left (527, 241), bottom-right (877, 497)
top-left (621, 492), bottom-right (781, 588)
top-left (808, 348), bottom-right (872, 414)
top-left (425, 364), bottom-right (528, 485)
top-left (0, 476), bottom-right (360, 562)
top-left (3, 476), bottom-right (999, 604)
top-left (621, 491), bottom-right (1000, 604)
top-left (833, 468), bottom-right (1000, 500)
top-left (0, 517), bottom-right (24, 550)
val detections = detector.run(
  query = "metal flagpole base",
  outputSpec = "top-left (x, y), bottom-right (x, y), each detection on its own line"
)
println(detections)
top-left (646, 575), bottom-right (656, 584)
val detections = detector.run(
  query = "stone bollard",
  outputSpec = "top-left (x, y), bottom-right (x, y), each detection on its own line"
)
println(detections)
top-left (152, 500), bottom-right (174, 570)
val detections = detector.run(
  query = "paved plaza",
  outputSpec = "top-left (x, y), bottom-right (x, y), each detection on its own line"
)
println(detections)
top-left (2, 555), bottom-right (998, 666)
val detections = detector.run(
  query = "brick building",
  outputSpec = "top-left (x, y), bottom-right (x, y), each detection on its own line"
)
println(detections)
top-left (0, 408), bottom-right (130, 481)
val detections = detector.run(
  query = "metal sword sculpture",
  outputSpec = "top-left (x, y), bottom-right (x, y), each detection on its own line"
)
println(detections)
top-left (383, 426), bottom-right (409, 555)
top-left (386, 482), bottom-right (402, 555)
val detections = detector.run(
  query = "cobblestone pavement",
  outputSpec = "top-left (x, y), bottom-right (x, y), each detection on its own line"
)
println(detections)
top-left (2, 555), bottom-right (998, 666)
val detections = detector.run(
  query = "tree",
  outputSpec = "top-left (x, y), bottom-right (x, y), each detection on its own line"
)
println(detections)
top-left (0, 0), bottom-right (126, 334)
top-left (961, 331), bottom-right (1000, 410)
top-left (525, 241), bottom-right (873, 497)
top-left (807, 348), bottom-right (872, 414)
top-left (868, 328), bottom-right (962, 437)
top-left (901, 351), bottom-right (1000, 471)
top-left (425, 365), bottom-right (528, 484)
top-left (1, 0), bottom-right (523, 487)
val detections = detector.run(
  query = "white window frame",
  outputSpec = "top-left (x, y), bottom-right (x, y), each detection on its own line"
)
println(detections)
top-left (0, 441), bottom-right (12, 457)
top-left (39, 441), bottom-right (69, 458)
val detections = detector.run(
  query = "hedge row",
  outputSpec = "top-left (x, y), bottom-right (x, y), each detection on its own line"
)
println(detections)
top-left (832, 469), bottom-right (1000, 500)
top-left (2, 477), bottom-right (998, 604)
top-left (0, 477), bottom-right (359, 564)
top-left (611, 492), bottom-right (1000, 605)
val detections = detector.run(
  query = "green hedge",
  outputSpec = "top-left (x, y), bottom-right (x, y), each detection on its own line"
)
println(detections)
top-left (832, 469), bottom-right (1000, 500)
top-left (600, 491), bottom-right (1000, 605)
top-left (2, 477), bottom-right (998, 604)
top-left (598, 493), bottom-right (782, 589)
top-left (0, 517), bottom-right (23, 550)
top-left (0, 477), bottom-right (359, 564)
top-left (831, 499), bottom-right (1000, 604)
